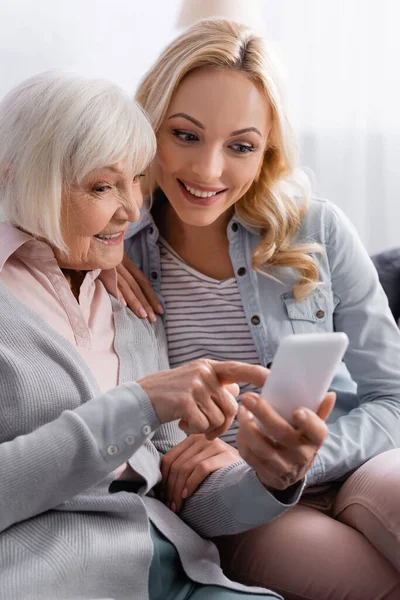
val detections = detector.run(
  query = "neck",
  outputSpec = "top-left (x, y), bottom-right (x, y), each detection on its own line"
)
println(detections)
top-left (155, 201), bottom-right (235, 280)
top-left (61, 269), bottom-right (86, 300)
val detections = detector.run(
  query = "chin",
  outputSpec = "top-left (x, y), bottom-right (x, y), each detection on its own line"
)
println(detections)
top-left (176, 206), bottom-right (225, 228)
top-left (93, 246), bottom-right (124, 271)
top-left (94, 257), bottom-right (123, 271)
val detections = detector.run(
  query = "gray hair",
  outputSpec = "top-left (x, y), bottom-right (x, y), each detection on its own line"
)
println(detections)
top-left (0, 71), bottom-right (156, 251)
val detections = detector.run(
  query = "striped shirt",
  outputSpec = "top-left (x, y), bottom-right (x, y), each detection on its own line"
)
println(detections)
top-left (159, 237), bottom-right (261, 446)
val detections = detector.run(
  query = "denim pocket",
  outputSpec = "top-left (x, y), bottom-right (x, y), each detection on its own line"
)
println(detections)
top-left (282, 281), bottom-right (337, 333)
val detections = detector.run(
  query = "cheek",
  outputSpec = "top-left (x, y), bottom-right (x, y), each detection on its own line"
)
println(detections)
top-left (232, 158), bottom-right (262, 194)
top-left (63, 203), bottom-right (115, 258)
top-left (156, 138), bottom-right (182, 178)
top-left (74, 203), bottom-right (114, 236)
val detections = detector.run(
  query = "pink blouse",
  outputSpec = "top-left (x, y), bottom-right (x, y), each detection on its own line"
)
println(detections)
top-left (0, 223), bottom-right (119, 393)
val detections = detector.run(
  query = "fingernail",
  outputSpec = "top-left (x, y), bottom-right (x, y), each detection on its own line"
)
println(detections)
top-left (171, 502), bottom-right (177, 513)
top-left (245, 394), bottom-right (257, 409)
top-left (238, 405), bottom-right (251, 420)
top-left (296, 409), bottom-right (307, 422)
top-left (157, 304), bottom-right (164, 314)
top-left (149, 313), bottom-right (157, 323)
top-left (120, 297), bottom-right (127, 307)
top-left (139, 307), bottom-right (147, 319)
top-left (182, 488), bottom-right (188, 499)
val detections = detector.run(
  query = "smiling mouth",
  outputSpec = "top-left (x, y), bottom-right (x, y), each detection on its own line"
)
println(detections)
top-left (94, 232), bottom-right (122, 240)
top-left (178, 179), bottom-right (227, 198)
top-left (93, 231), bottom-right (124, 246)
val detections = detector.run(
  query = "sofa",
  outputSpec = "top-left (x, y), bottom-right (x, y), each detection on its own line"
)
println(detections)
top-left (372, 248), bottom-right (400, 323)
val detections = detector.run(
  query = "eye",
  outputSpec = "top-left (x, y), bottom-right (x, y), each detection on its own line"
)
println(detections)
top-left (172, 129), bottom-right (199, 144)
top-left (230, 143), bottom-right (256, 155)
top-left (93, 184), bottom-right (112, 193)
top-left (133, 173), bottom-right (145, 185)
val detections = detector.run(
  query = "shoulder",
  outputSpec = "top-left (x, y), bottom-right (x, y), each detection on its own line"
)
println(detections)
top-left (295, 197), bottom-right (357, 247)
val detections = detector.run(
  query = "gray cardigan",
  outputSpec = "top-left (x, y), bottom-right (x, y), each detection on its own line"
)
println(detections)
top-left (0, 279), bottom-right (300, 599)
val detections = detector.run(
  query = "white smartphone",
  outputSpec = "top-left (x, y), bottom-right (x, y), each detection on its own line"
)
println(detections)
top-left (256, 332), bottom-right (349, 426)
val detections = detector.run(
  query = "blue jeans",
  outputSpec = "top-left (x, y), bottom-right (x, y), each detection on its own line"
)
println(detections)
top-left (148, 522), bottom-right (279, 600)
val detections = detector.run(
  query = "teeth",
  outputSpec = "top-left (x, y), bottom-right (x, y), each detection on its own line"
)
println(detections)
top-left (183, 183), bottom-right (219, 198)
top-left (95, 232), bottom-right (121, 239)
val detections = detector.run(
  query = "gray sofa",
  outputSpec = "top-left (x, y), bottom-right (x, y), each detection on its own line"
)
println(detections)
top-left (372, 248), bottom-right (400, 323)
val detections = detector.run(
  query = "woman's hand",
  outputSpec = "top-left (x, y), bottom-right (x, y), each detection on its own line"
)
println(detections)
top-left (116, 252), bottom-right (163, 323)
top-left (138, 359), bottom-right (268, 440)
top-left (236, 391), bottom-right (335, 492)
top-left (161, 434), bottom-right (240, 512)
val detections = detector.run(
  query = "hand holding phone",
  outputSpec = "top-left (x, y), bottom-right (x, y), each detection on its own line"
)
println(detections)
top-left (256, 332), bottom-right (348, 427)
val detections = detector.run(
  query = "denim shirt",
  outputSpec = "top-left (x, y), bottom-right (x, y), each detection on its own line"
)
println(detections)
top-left (125, 194), bottom-right (400, 486)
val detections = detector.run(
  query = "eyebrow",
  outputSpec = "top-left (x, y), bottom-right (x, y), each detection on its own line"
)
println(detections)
top-left (103, 165), bottom-right (123, 175)
top-left (168, 113), bottom-right (204, 129)
top-left (168, 113), bottom-right (262, 138)
top-left (230, 127), bottom-right (262, 137)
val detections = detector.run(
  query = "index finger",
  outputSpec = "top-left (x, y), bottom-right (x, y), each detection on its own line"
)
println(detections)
top-left (241, 392), bottom-right (298, 446)
top-left (292, 407), bottom-right (329, 446)
top-left (316, 392), bottom-right (336, 421)
top-left (210, 360), bottom-right (268, 388)
top-left (291, 392), bottom-right (335, 446)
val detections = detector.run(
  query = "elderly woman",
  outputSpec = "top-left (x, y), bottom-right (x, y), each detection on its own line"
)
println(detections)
top-left (0, 71), bottom-right (331, 600)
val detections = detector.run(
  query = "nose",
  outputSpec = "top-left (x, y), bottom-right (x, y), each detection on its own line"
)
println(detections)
top-left (190, 146), bottom-right (224, 182)
top-left (115, 187), bottom-right (142, 223)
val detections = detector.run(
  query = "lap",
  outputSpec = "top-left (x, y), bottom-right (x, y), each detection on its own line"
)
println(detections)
top-left (149, 522), bottom-right (276, 600)
top-left (333, 449), bottom-right (400, 572)
top-left (214, 502), bottom-right (400, 600)
top-left (334, 448), bottom-right (400, 515)
top-left (189, 586), bottom-right (277, 599)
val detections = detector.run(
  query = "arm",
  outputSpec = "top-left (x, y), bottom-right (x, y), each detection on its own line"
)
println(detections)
top-left (152, 392), bottom-right (334, 538)
top-left (1, 344), bottom-right (269, 534)
top-left (0, 382), bottom-right (159, 533)
top-left (151, 405), bottom-right (304, 538)
top-left (151, 421), bottom-right (304, 537)
top-left (307, 203), bottom-right (400, 486)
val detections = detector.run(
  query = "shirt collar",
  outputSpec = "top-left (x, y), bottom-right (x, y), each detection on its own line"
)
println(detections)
top-left (0, 222), bottom-right (53, 271)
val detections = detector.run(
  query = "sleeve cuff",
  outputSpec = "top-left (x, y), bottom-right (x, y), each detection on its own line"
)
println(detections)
top-left (305, 453), bottom-right (324, 487)
top-left (219, 462), bottom-right (306, 527)
top-left (74, 382), bottom-right (160, 469)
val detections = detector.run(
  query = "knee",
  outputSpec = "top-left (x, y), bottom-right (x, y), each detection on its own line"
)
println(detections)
top-left (336, 449), bottom-right (400, 515)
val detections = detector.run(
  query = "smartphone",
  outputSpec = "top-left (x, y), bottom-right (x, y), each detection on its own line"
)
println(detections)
top-left (256, 332), bottom-right (349, 426)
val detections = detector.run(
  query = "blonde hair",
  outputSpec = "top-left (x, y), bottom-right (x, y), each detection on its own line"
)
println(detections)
top-left (0, 71), bottom-right (156, 253)
top-left (136, 18), bottom-right (322, 300)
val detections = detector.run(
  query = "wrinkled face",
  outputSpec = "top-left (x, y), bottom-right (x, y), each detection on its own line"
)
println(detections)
top-left (55, 160), bottom-right (143, 271)
top-left (155, 67), bottom-right (272, 227)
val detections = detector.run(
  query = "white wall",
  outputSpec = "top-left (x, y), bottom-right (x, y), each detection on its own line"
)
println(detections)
top-left (1, 0), bottom-right (399, 253)
top-left (262, 0), bottom-right (400, 255)
top-left (0, 0), bottom-right (182, 98)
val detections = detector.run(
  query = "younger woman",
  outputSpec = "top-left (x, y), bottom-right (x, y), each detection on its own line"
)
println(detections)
top-left (120, 19), bottom-right (400, 600)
